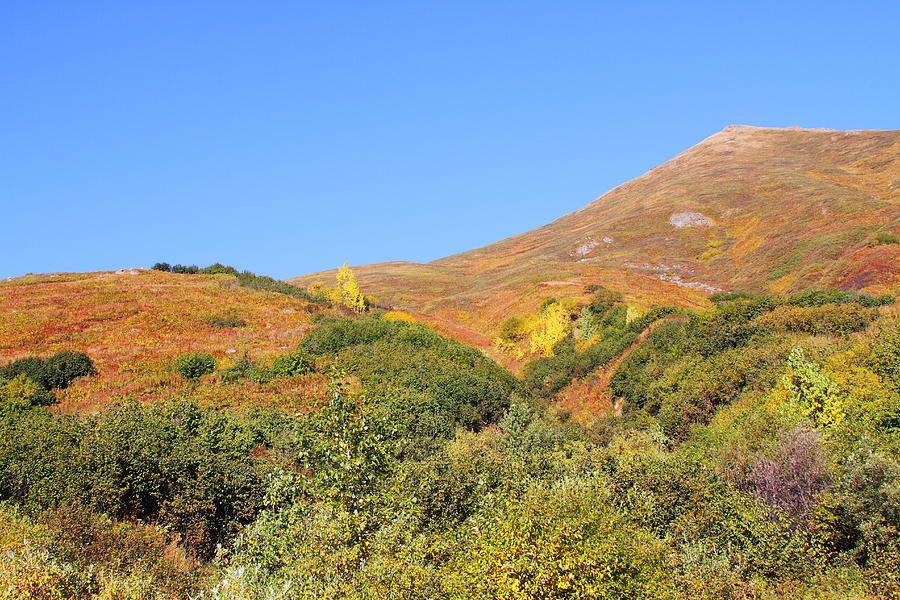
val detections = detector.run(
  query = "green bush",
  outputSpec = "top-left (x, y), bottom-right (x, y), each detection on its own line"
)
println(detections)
top-left (151, 262), bottom-right (171, 272)
top-left (173, 352), bottom-right (216, 380)
top-left (270, 351), bottom-right (313, 377)
top-left (205, 314), bottom-right (247, 328)
top-left (498, 316), bottom-right (526, 342)
top-left (787, 288), bottom-right (849, 307)
top-left (0, 374), bottom-right (56, 410)
top-left (300, 316), bottom-right (521, 457)
top-left (0, 356), bottom-right (51, 389)
top-left (754, 304), bottom-right (873, 336)
top-left (0, 400), bottom-right (284, 560)
top-left (875, 231), bottom-right (900, 246)
top-left (853, 292), bottom-right (895, 308)
top-left (0, 351), bottom-right (96, 391)
top-left (200, 262), bottom-right (240, 276)
top-left (709, 291), bottom-right (759, 303)
top-left (44, 351), bottom-right (97, 389)
top-left (219, 354), bottom-right (271, 384)
top-left (235, 271), bottom-right (327, 306)
top-left (171, 264), bottom-right (200, 274)
top-left (298, 316), bottom-right (397, 356)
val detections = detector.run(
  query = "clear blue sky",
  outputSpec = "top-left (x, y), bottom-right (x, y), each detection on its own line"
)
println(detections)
top-left (3, 1), bottom-right (898, 279)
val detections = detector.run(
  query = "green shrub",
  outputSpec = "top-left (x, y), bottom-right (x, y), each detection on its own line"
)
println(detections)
top-left (875, 231), bottom-right (900, 246)
top-left (754, 304), bottom-right (873, 336)
top-left (0, 351), bottom-right (96, 391)
top-left (235, 271), bottom-right (327, 306)
top-left (538, 297), bottom-right (558, 313)
top-left (0, 374), bottom-right (56, 410)
top-left (787, 288), bottom-right (849, 307)
top-left (173, 352), bottom-right (216, 380)
top-left (0, 400), bottom-right (281, 560)
top-left (587, 287), bottom-right (624, 310)
top-left (151, 262), bottom-right (171, 272)
top-left (205, 314), bottom-right (247, 328)
top-left (0, 356), bottom-right (51, 389)
top-left (872, 319), bottom-right (900, 390)
top-left (498, 316), bottom-right (526, 342)
top-left (709, 291), bottom-right (758, 303)
top-left (853, 292), bottom-right (895, 308)
top-left (200, 262), bottom-right (240, 276)
top-left (301, 316), bottom-right (521, 457)
top-left (219, 354), bottom-right (270, 384)
top-left (270, 351), bottom-right (313, 377)
top-left (525, 328), bottom-right (638, 397)
top-left (298, 316), bottom-right (397, 356)
top-left (171, 264), bottom-right (200, 274)
top-left (43, 351), bottom-right (97, 389)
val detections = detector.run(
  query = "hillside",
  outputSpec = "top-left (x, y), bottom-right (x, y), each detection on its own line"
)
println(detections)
top-left (0, 269), bottom-right (334, 411)
top-left (3, 134), bottom-right (900, 599)
top-left (291, 126), bottom-right (900, 357)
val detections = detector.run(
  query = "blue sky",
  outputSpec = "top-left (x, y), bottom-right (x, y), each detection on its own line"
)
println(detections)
top-left (2, 1), bottom-right (898, 279)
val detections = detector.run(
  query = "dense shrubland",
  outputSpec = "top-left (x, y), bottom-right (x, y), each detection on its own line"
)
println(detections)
top-left (2, 286), bottom-right (900, 598)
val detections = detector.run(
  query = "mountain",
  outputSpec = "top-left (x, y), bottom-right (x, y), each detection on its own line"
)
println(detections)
top-left (291, 126), bottom-right (900, 359)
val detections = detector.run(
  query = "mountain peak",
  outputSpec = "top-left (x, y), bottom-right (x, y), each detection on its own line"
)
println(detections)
top-left (291, 127), bottom-right (900, 361)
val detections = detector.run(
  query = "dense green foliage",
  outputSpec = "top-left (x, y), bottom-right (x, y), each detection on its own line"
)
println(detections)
top-left (171, 264), bottom-right (200, 274)
top-left (301, 315), bottom-right (523, 458)
top-left (0, 399), bottom-right (294, 561)
top-left (525, 305), bottom-right (679, 397)
top-left (235, 270), bottom-right (329, 306)
top-left (0, 351), bottom-right (96, 391)
top-left (4, 292), bottom-right (900, 598)
top-left (205, 314), bottom-right (247, 329)
top-left (172, 351), bottom-right (216, 380)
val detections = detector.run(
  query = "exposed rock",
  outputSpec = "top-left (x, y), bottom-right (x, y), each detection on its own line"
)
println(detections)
top-left (669, 212), bottom-right (712, 228)
top-left (569, 238), bottom-right (600, 259)
top-left (656, 273), bottom-right (722, 293)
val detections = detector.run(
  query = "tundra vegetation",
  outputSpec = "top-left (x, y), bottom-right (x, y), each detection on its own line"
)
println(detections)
top-left (1, 270), bottom-right (900, 599)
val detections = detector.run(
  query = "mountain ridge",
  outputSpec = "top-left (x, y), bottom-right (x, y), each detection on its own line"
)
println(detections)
top-left (291, 125), bottom-right (900, 361)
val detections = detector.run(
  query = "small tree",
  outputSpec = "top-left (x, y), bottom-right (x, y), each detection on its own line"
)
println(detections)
top-left (528, 301), bottom-right (570, 356)
top-left (301, 377), bottom-right (393, 554)
top-left (270, 351), bottom-right (313, 377)
top-left (151, 262), bottom-right (171, 272)
top-left (173, 352), bottom-right (216, 380)
top-left (781, 347), bottom-right (844, 429)
top-left (44, 351), bottom-right (97, 389)
top-left (334, 262), bottom-right (366, 313)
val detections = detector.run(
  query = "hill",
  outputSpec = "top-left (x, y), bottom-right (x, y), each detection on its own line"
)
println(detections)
top-left (291, 126), bottom-right (900, 359)
top-left (0, 269), bottom-right (334, 412)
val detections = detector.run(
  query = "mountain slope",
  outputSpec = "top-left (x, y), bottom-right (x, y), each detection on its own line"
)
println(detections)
top-left (292, 126), bottom-right (900, 357)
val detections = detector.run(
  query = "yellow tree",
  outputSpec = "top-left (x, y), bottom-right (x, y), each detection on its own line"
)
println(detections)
top-left (528, 302), bottom-right (570, 356)
top-left (335, 262), bottom-right (366, 313)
